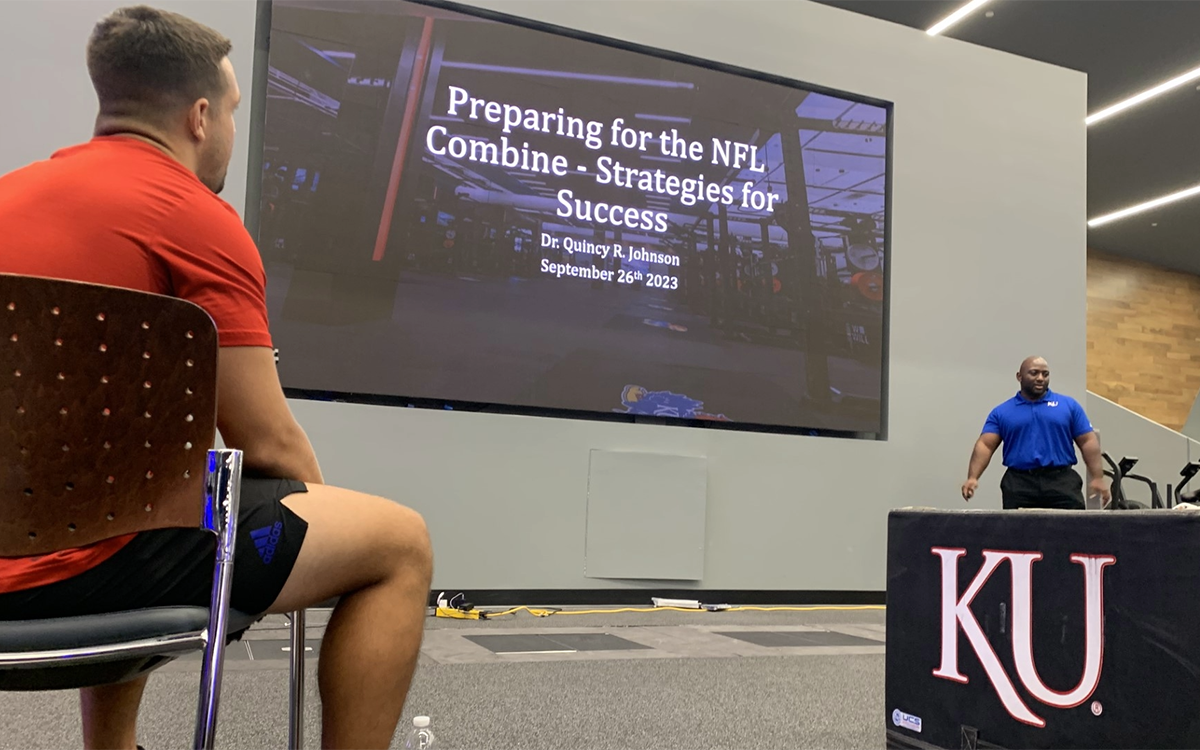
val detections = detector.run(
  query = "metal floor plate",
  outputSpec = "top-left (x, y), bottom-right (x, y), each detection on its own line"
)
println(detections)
top-left (715, 630), bottom-right (880, 648)
top-left (464, 633), bottom-right (651, 654)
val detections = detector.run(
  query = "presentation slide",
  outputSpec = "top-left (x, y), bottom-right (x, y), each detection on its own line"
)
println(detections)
top-left (257, 0), bottom-right (890, 434)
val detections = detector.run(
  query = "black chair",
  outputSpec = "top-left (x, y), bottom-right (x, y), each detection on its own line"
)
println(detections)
top-left (0, 274), bottom-right (306, 749)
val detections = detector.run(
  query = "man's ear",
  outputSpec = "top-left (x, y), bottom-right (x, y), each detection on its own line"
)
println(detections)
top-left (186, 98), bottom-right (211, 142)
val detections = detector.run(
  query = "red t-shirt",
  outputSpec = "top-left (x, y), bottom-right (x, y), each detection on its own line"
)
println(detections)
top-left (0, 136), bottom-right (273, 594)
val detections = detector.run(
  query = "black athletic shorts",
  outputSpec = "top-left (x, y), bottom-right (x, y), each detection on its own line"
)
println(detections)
top-left (0, 473), bottom-right (309, 622)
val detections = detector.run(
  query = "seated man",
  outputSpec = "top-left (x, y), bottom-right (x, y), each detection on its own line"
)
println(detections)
top-left (0, 6), bottom-right (432, 749)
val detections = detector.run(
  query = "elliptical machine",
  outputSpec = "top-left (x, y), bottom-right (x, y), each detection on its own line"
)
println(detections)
top-left (1168, 461), bottom-right (1200, 508)
top-left (1122, 468), bottom-right (1165, 509)
top-left (1101, 453), bottom-right (1157, 509)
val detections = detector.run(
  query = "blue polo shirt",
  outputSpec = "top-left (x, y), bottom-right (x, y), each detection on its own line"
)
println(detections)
top-left (982, 390), bottom-right (1093, 470)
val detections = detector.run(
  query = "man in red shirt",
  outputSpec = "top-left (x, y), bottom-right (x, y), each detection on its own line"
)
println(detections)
top-left (0, 7), bottom-right (432, 749)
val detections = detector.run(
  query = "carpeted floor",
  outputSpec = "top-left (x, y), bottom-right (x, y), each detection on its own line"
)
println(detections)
top-left (0, 607), bottom-right (886, 749)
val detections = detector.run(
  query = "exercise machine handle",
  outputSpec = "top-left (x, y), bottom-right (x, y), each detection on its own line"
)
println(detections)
top-left (1175, 462), bottom-right (1200, 504)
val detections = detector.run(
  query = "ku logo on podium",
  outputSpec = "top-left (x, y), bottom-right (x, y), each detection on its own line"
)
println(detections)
top-left (930, 548), bottom-right (1116, 728)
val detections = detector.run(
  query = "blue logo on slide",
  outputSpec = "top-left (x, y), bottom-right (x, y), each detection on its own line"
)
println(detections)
top-left (615, 385), bottom-right (728, 421)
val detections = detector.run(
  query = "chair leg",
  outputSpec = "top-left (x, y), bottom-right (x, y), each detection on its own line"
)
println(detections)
top-left (194, 628), bottom-right (232, 750)
top-left (288, 609), bottom-right (306, 749)
top-left (194, 449), bottom-right (245, 750)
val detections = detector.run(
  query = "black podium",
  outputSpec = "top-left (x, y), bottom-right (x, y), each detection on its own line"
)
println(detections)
top-left (885, 508), bottom-right (1200, 749)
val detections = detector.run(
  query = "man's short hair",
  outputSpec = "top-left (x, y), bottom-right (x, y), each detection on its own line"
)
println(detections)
top-left (86, 5), bottom-right (232, 122)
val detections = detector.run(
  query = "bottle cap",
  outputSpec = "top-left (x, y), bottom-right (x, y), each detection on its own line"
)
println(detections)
top-left (413, 716), bottom-right (430, 728)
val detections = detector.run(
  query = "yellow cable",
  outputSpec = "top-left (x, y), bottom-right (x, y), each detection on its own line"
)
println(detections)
top-left (726, 605), bottom-right (885, 612)
top-left (461, 604), bottom-right (885, 620)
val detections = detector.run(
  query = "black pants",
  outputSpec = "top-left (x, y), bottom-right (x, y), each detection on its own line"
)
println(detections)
top-left (1000, 466), bottom-right (1085, 510)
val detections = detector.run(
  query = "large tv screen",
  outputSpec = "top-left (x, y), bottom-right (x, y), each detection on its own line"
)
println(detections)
top-left (254, 0), bottom-right (891, 436)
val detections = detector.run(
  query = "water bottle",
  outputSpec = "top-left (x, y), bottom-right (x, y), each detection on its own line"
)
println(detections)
top-left (403, 716), bottom-right (436, 749)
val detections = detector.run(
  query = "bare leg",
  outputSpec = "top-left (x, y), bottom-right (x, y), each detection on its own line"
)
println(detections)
top-left (266, 485), bottom-right (433, 749)
top-left (80, 674), bottom-right (149, 750)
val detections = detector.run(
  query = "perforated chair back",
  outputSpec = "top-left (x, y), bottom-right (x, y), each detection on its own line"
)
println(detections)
top-left (0, 273), bottom-right (218, 555)
top-left (0, 274), bottom-right (306, 749)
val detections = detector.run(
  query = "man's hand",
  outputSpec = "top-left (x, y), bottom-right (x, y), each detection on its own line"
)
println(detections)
top-left (1075, 431), bottom-right (1106, 504)
top-left (964, 433), bottom-right (1000, 503)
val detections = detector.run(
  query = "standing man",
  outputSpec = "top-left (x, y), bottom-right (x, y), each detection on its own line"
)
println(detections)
top-left (962, 356), bottom-right (1110, 509)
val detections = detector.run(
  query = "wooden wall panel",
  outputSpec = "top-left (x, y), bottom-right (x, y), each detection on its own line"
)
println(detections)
top-left (1087, 249), bottom-right (1200, 430)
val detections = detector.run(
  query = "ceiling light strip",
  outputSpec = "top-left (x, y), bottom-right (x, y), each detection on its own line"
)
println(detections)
top-left (1086, 63), bottom-right (1200, 125)
top-left (926, 0), bottom-right (994, 36)
top-left (1087, 182), bottom-right (1200, 227)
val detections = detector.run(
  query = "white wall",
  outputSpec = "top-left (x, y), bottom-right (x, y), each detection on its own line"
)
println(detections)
top-left (0, 0), bottom-right (258, 216)
top-left (1181, 389), bottom-right (1200, 442)
top-left (2, 0), bottom-right (1088, 592)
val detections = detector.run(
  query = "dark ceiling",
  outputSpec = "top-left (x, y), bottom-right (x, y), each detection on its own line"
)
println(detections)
top-left (813, 0), bottom-right (1200, 275)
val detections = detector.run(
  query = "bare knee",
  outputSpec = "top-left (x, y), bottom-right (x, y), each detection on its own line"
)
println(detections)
top-left (376, 502), bottom-right (433, 583)
top-left (279, 486), bottom-right (432, 593)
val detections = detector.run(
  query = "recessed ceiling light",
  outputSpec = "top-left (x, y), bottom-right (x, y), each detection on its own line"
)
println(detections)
top-left (927, 0), bottom-right (994, 36)
top-left (1087, 182), bottom-right (1200, 227)
top-left (1086, 62), bottom-right (1200, 125)
top-left (985, 10), bottom-right (995, 18)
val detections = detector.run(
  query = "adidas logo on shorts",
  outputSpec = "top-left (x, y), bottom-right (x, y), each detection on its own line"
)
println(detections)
top-left (249, 522), bottom-right (284, 565)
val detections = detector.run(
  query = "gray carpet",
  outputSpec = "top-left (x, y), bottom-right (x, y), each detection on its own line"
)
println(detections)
top-left (0, 609), bottom-right (886, 749)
